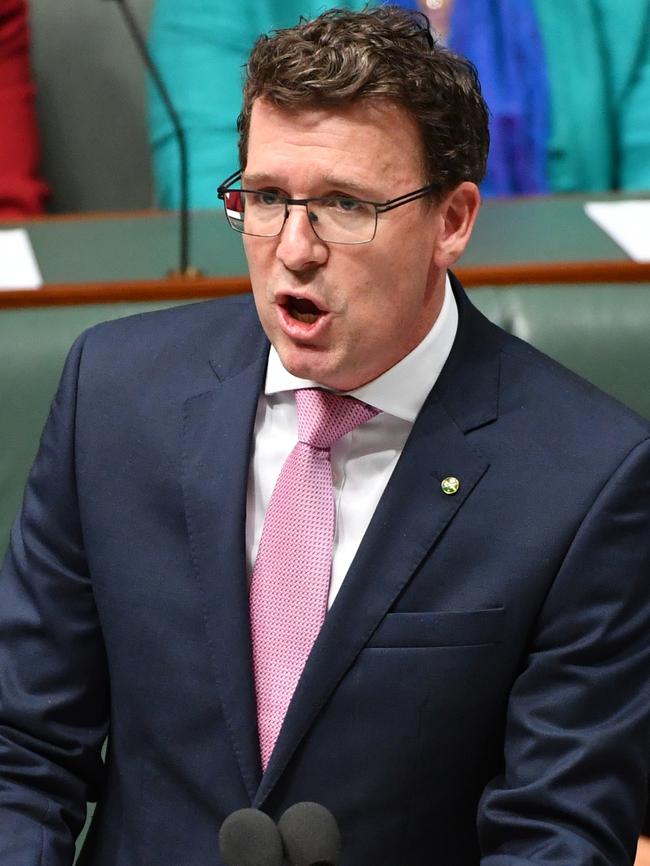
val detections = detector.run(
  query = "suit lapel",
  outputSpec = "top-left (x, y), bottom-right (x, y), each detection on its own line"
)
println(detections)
top-left (181, 328), bottom-right (269, 801)
top-left (255, 279), bottom-right (503, 805)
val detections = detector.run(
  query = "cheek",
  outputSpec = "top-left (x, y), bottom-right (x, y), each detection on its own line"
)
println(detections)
top-left (248, 261), bottom-right (279, 319)
top-left (249, 272), bottom-right (278, 338)
top-left (342, 286), bottom-right (403, 347)
top-left (337, 255), bottom-right (412, 329)
top-left (242, 236), bottom-right (255, 267)
top-left (244, 239), bottom-right (273, 282)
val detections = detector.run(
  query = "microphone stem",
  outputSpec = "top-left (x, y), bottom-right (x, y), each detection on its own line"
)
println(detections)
top-left (114, 0), bottom-right (190, 275)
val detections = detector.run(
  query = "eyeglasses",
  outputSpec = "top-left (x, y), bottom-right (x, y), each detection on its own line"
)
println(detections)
top-left (217, 170), bottom-right (440, 245)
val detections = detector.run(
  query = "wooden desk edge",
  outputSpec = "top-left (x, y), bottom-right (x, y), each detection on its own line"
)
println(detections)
top-left (0, 276), bottom-right (250, 308)
top-left (1, 260), bottom-right (649, 309)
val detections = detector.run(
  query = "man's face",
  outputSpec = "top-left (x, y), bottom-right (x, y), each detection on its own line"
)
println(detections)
top-left (242, 98), bottom-right (452, 391)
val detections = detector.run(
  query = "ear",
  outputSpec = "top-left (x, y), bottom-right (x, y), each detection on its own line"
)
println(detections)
top-left (432, 182), bottom-right (481, 269)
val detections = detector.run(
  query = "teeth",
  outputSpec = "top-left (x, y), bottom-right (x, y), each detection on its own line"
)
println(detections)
top-left (286, 296), bottom-right (321, 324)
top-left (292, 311), bottom-right (319, 324)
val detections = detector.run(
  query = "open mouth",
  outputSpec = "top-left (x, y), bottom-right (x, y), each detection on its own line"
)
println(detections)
top-left (283, 296), bottom-right (325, 325)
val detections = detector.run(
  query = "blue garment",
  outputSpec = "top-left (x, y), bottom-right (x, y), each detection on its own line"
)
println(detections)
top-left (448, 0), bottom-right (549, 196)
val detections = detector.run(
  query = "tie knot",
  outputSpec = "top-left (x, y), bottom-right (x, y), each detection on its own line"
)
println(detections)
top-left (295, 388), bottom-right (379, 449)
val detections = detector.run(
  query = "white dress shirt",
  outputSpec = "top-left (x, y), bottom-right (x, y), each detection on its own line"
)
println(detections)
top-left (245, 275), bottom-right (458, 608)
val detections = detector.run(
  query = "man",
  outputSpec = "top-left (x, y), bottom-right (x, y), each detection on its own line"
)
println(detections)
top-left (1, 7), bottom-right (649, 865)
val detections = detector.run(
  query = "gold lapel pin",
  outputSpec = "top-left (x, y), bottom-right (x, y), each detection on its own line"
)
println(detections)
top-left (441, 476), bottom-right (460, 495)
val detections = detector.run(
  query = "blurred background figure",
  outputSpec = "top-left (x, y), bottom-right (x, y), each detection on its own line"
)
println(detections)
top-left (0, 0), bottom-right (48, 217)
top-left (531, 0), bottom-right (650, 194)
top-left (446, 0), bottom-right (650, 196)
top-left (148, 0), bottom-right (650, 207)
top-left (445, 0), bottom-right (549, 196)
top-left (148, 0), bottom-right (369, 210)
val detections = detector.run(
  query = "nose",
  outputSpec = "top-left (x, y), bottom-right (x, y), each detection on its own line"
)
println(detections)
top-left (275, 204), bottom-right (328, 271)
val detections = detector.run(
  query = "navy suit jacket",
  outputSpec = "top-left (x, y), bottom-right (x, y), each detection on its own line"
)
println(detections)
top-left (1, 276), bottom-right (649, 865)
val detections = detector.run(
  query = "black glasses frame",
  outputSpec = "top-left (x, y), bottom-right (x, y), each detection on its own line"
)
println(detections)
top-left (216, 170), bottom-right (440, 244)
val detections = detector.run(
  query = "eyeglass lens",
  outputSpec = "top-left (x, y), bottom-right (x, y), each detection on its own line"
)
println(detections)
top-left (223, 189), bottom-right (377, 244)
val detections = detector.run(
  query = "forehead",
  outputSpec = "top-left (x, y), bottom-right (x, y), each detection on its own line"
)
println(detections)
top-left (244, 98), bottom-right (427, 193)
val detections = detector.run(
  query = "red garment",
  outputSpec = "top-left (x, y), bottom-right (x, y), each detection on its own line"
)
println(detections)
top-left (0, 0), bottom-right (49, 217)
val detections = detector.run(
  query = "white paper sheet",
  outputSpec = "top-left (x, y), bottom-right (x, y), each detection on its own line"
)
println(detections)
top-left (0, 228), bottom-right (43, 290)
top-left (584, 201), bottom-right (650, 263)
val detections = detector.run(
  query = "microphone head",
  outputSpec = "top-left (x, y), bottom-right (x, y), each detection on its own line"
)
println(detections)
top-left (278, 801), bottom-right (342, 866)
top-left (219, 807), bottom-right (284, 866)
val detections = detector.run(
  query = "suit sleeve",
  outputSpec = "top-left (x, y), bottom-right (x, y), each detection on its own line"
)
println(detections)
top-left (0, 332), bottom-right (109, 866)
top-left (478, 436), bottom-right (650, 866)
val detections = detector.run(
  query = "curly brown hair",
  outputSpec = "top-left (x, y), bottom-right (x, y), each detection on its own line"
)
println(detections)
top-left (237, 5), bottom-right (489, 195)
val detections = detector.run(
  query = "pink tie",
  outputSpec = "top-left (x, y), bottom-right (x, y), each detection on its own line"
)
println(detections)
top-left (250, 388), bottom-right (379, 769)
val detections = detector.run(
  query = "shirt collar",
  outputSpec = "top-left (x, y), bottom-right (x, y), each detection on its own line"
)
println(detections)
top-left (264, 274), bottom-right (458, 422)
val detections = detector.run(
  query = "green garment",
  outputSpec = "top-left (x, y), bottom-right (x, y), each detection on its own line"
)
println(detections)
top-left (532, 0), bottom-right (650, 192)
top-left (148, 0), bottom-right (371, 209)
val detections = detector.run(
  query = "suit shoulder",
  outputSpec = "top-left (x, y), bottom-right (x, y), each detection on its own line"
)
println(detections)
top-left (78, 294), bottom-right (262, 363)
top-left (70, 295), bottom-right (267, 397)
top-left (498, 327), bottom-right (650, 445)
top-left (86, 294), bottom-right (257, 343)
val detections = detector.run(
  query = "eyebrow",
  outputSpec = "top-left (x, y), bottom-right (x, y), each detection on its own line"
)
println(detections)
top-left (242, 172), bottom-right (380, 200)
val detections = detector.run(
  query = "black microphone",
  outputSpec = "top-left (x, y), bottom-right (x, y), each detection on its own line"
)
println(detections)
top-left (219, 807), bottom-right (284, 866)
top-left (278, 802), bottom-right (342, 866)
top-left (102, 0), bottom-right (201, 278)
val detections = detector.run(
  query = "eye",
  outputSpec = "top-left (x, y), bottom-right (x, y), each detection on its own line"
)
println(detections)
top-left (253, 190), bottom-right (283, 206)
top-left (328, 195), bottom-right (363, 212)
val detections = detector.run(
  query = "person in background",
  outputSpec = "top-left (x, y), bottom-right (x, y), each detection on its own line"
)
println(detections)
top-left (444, 0), bottom-right (549, 196)
top-left (0, 0), bottom-right (48, 217)
top-left (530, 0), bottom-right (650, 193)
top-left (446, 0), bottom-right (650, 195)
top-left (148, 0), bottom-right (369, 210)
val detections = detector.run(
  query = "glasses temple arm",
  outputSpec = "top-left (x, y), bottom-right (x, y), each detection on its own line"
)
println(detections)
top-left (375, 184), bottom-right (440, 213)
top-left (217, 169), bottom-right (243, 197)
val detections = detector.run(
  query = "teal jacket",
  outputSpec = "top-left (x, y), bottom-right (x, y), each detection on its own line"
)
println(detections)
top-left (148, 0), bottom-right (371, 209)
top-left (533, 0), bottom-right (650, 192)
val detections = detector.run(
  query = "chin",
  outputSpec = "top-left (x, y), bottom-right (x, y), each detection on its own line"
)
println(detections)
top-left (282, 355), bottom-right (326, 384)
top-left (277, 346), bottom-right (336, 387)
